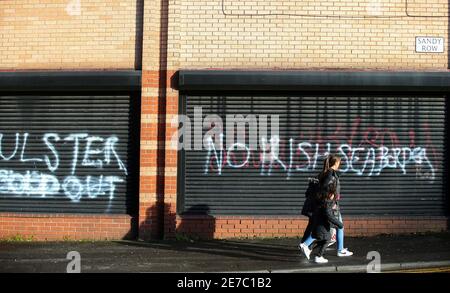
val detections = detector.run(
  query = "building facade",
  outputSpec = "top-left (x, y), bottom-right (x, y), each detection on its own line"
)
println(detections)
top-left (0, 0), bottom-right (449, 240)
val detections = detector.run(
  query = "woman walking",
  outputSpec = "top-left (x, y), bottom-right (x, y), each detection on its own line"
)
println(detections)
top-left (299, 154), bottom-right (353, 261)
top-left (310, 183), bottom-right (343, 263)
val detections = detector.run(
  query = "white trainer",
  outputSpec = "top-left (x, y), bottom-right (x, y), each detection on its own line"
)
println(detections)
top-left (314, 256), bottom-right (329, 264)
top-left (299, 243), bottom-right (311, 260)
top-left (327, 240), bottom-right (336, 247)
top-left (337, 248), bottom-right (354, 257)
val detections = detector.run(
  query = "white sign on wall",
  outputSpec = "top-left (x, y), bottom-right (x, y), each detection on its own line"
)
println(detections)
top-left (415, 37), bottom-right (444, 53)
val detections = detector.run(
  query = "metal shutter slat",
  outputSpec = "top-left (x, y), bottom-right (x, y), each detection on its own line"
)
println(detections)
top-left (182, 95), bottom-right (447, 216)
top-left (0, 95), bottom-right (137, 215)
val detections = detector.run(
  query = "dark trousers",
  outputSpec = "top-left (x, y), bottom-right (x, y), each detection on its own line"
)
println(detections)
top-left (312, 240), bottom-right (330, 257)
top-left (301, 216), bottom-right (313, 243)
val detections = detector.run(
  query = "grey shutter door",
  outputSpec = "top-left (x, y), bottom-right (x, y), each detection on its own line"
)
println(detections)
top-left (181, 95), bottom-right (447, 216)
top-left (0, 95), bottom-right (138, 214)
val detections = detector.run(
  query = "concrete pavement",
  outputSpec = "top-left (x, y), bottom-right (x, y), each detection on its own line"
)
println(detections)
top-left (0, 232), bottom-right (449, 273)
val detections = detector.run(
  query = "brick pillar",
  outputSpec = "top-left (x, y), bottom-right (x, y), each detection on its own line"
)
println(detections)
top-left (139, 0), bottom-right (179, 240)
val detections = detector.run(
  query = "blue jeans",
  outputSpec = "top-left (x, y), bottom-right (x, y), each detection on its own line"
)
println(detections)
top-left (337, 214), bottom-right (344, 251)
top-left (302, 214), bottom-right (345, 252)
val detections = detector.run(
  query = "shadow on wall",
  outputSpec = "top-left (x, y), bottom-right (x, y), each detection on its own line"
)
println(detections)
top-left (136, 0), bottom-right (171, 241)
top-left (139, 203), bottom-right (163, 240)
top-left (139, 203), bottom-right (216, 240)
top-left (124, 217), bottom-right (139, 240)
top-left (177, 204), bottom-right (216, 240)
top-left (134, 0), bottom-right (144, 69)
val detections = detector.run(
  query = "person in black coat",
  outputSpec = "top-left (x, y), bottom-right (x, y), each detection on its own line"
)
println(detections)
top-left (319, 156), bottom-right (353, 257)
top-left (310, 186), bottom-right (344, 264)
top-left (300, 154), bottom-right (353, 260)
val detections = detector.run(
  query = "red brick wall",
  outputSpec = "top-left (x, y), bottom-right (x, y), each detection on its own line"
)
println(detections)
top-left (174, 216), bottom-right (448, 239)
top-left (0, 213), bottom-right (134, 241)
top-left (0, 213), bottom-right (446, 241)
top-left (138, 69), bottom-right (179, 241)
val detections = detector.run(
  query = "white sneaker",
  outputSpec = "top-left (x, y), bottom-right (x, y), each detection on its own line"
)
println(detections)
top-left (327, 240), bottom-right (336, 247)
top-left (337, 248), bottom-right (354, 257)
top-left (314, 256), bottom-right (329, 264)
top-left (299, 243), bottom-right (311, 260)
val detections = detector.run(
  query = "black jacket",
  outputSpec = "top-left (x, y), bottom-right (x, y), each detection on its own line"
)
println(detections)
top-left (319, 169), bottom-right (341, 196)
top-left (319, 169), bottom-right (341, 216)
top-left (301, 177), bottom-right (320, 217)
top-left (311, 200), bottom-right (344, 241)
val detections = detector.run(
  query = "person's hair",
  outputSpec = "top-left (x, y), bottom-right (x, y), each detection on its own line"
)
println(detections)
top-left (318, 154), bottom-right (341, 181)
top-left (317, 180), bottom-right (337, 205)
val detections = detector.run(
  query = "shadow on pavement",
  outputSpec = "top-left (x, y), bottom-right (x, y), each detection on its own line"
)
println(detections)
top-left (113, 239), bottom-right (303, 263)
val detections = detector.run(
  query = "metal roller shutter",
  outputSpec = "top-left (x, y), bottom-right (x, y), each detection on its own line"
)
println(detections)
top-left (181, 95), bottom-right (447, 216)
top-left (0, 95), bottom-right (138, 214)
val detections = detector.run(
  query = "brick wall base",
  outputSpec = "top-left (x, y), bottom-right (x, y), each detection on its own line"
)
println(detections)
top-left (0, 213), bottom-right (136, 241)
top-left (174, 216), bottom-right (449, 239)
top-left (0, 213), bottom-right (447, 241)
